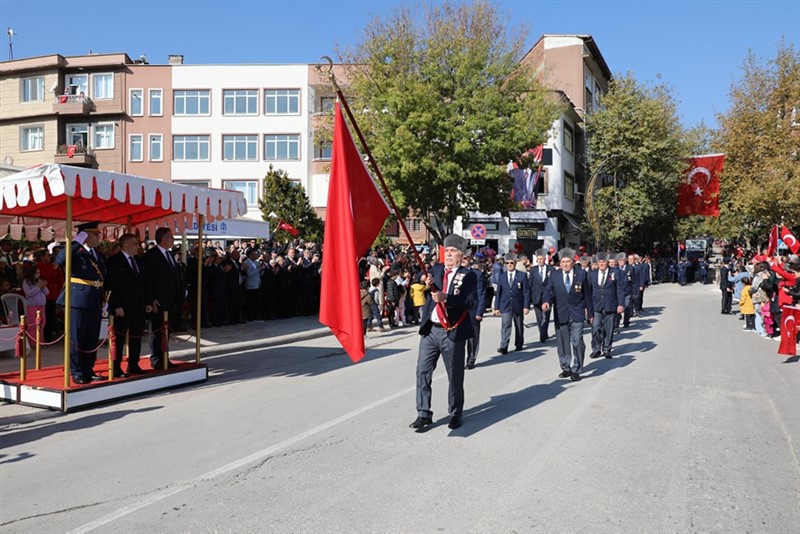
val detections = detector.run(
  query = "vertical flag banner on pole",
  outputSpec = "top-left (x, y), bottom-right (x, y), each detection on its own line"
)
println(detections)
top-left (677, 154), bottom-right (725, 217)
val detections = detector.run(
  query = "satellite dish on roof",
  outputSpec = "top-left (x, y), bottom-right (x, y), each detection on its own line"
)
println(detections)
top-left (4, 155), bottom-right (14, 165)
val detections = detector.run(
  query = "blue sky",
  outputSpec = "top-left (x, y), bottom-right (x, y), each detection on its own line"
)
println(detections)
top-left (1, 0), bottom-right (798, 128)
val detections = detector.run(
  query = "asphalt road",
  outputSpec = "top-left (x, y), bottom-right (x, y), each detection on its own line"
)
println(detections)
top-left (1, 282), bottom-right (798, 533)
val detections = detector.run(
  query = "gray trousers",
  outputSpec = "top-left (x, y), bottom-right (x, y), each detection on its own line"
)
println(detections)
top-left (416, 326), bottom-right (466, 418)
top-left (500, 311), bottom-right (524, 349)
top-left (555, 320), bottom-right (585, 373)
top-left (466, 319), bottom-right (481, 366)
top-left (533, 303), bottom-right (551, 341)
top-left (591, 311), bottom-right (616, 354)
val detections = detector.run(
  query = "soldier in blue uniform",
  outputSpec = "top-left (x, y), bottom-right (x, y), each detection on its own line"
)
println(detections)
top-left (615, 252), bottom-right (633, 329)
top-left (56, 221), bottom-right (107, 384)
top-left (677, 257), bottom-right (688, 286)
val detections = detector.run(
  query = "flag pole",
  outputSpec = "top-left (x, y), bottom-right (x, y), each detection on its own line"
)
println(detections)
top-left (316, 57), bottom-right (429, 274)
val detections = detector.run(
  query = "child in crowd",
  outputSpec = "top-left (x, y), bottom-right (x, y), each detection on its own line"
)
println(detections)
top-left (360, 280), bottom-right (373, 335)
top-left (761, 301), bottom-right (774, 338)
top-left (21, 266), bottom-right (48, 345)
top-left (409, 275), bottom-right (427, 325)
top-left (739, 277), bottom-right (755, 331)
top-left (368, 278), bottom-right (384, 331)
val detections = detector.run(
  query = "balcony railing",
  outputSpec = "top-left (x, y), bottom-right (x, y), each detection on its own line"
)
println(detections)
top-left (52, 94), bottom-right (94, 115)
top-left (54, 144), bottom-right (97, 167)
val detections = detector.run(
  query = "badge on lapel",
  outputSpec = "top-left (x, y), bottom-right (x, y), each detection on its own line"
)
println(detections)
top-left (453, 272), bottom-right (465, 295)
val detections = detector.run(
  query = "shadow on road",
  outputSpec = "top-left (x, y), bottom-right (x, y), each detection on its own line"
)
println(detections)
top-left (0, 406), bottom-right (163, 455)
top-left (476, 346), bottom-right (547, 367)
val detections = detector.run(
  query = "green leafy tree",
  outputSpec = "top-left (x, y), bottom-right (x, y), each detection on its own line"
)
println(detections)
top-left (585, 73), bottom-right (689, 251)
top-left (715, 42), bottom-right (800, 243)
top-left (258, 165), bottom-right (324, 243)
top-left (340, 0), bottom-right (562, 244)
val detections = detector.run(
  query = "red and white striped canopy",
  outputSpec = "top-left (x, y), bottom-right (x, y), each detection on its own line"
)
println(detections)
top-left (0, 164), bottom-right (248, 240)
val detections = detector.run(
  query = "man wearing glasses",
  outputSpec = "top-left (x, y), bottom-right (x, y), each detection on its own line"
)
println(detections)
top-left (493, 252), bottom-right (530, 353)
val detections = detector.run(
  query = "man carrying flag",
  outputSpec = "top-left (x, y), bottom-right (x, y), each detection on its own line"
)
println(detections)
top-left (319, 103), bottom-right (390, 363)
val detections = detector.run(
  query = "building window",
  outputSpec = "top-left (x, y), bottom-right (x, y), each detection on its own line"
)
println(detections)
top-left (130, 89), bottom-right (143, 116)
top-left (129, 134), bottom-right (143, 161)
top-left (21, 126), bottom-right (43, 151)
top-left (173, 135), bottom-right (210, 161)
top-left (21, 76), bottom-right (45, 102)
top-left (584, 87), bottom-right (593, 114)
top-left (320, 96), bottom-right (335, 113)
top-left (264, 134), bottom-right (300, 160)
top-left (223, 135), bottom-right (258, 161)
top-left (149, 134), bottom-right (163, 161)
top-left (564, 172), bottom-right (575, 201)
top-left (315, 142), bottom-right (332, 160)
top-left (174, 90), bottom-right (210, 115)
top-left (223, 180), bottom-right (258, 205)
top-left (149, 89), bottom-right (163, 116)
top-left (265, 89), bottom-right (300, 115)
top-left (404, 218), bottom-right (422, 232)
top-left (92, 73), bottom-right (114, 100)
top-left (67, 124), bottom-right (89, 147)
top-left (66, 74), bottom-right (88, 96)
top-left (223, 89), bottom-right (258, 115)
top-left (173, 179), bottom-right (211, 188)
top-left (94, 123), bottom-right (115, 149)
top-left (563, 123), bottom-right (574, 153)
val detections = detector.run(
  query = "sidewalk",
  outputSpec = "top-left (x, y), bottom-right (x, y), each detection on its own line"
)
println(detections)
top-left (0, 315), bottom-right (332, 375)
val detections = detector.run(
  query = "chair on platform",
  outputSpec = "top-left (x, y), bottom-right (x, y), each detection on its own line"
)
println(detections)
top-left (1, 293), bottom-right (27, 326)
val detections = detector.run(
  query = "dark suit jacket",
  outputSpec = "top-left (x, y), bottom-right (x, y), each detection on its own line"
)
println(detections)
top-left (143, 246), bottom-right (180, 311)
top-left (469, 266), bottom-right (487, 319)
top-left (543, 268), bottom-right (593, 325)
top-left (494, 269), bottom-right (530, 314)
top-left (587, 268), bottom-right (626, 313)
top-left (529, 265), bottom-right (553, 305)
top-left (55, 241), bottom-right (106, 310)
top-left (105, 252), bottom-right (145, 314)
top-left (418, 264), bottom-right (477, 342)
top-left (617, 264), bottom-right (633, 296)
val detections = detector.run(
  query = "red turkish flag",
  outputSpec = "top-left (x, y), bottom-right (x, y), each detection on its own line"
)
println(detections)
top-left (778, 306), bottom-right (799, 356)
top-left (766, 225), bottom-right (779, 257)
top-left (319, 103), bottom-right (390, 363)
top-left (677, 154), bottom-right (725, 217)
top-left (277, 221), bottom-right (298, 237)
top-left (780, 226), bottom-right (800, 254)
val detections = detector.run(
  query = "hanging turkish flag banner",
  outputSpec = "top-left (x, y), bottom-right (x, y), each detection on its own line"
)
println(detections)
top-left (677, 154), bottom-right (725, 217)
top-left (766, 225), bottom-right (779, 257)
top-left (780, 226), bottom-right (800, 254)
top-left (778, 306), bottom-right (799, 356)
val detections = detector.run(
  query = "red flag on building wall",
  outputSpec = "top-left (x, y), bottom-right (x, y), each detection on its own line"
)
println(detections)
top-left (766, 225), bottom-right (779, 257)
top-left (780, 226), bottom-right (800, 254)
top-left (319, 103), bottom-right (390, 363)
top-left (677, 154), bottom-right (725, 217)
top-left (277, 221), bottom-right (299, 237)
top-left (778, 306), bottom-right (799, 356)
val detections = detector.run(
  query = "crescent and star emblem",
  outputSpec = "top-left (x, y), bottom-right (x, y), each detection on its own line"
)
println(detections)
top-left (784, 234), bottom-right (797, 249)
top-left (688, 166), bottom-right (712, 196)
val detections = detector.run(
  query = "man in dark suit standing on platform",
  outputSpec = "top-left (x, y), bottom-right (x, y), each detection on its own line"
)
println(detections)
top-left (587, 252), bottom-right (626, 359)
top-left (529, 248), bottom-right (553, 343)
top-left (105, 233), bottom-right (148, 376)
top-left (143, 227), bottom-right (181, 370)
top-left (55, 221), bottom-right (106, 384)
top-left (410, 234), bottom-right (477, 431)
top-left (493, 252), bottom-right (530, 353)
top-left (543, 248), bottom-right (593, 382)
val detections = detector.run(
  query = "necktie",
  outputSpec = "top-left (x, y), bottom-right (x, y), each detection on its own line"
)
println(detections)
top-left (442, 269), bottom-right (452, 293)
top-left (600, 270), bottom-right (606, 286)
top-left (540, 268), bottom-right (545, 280)
top-left (129, 255), bottom-right (139, 275)
top-left (165, 250), bottom-right (174, 268)
top-left (508, 272), bottom-right (514, 287)
top-left (565, 272), bottom-right (571, 292)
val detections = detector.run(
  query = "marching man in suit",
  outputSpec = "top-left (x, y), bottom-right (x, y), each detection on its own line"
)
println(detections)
top-left (543, 248), bottom-right (593, 382)
top-left (410, 234), bottom-right (477, 432)
top-left (143, 227), bottom-right (181, 370)
top-left (56, 221), bottom-right (107, 384)
top-left (587, 252), bottom-right (626, 359)
top-left (493, 252), bottom-right (530, 353)
top-left (529, 248), bottom-right (553, 343)
top-left (105, 233), bottom-right (147, 376)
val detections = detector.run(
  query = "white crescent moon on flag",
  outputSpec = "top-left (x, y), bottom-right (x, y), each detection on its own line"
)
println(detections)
top-left (784, 234), bottom-right (798, 249)
top-left (785, 314), bottom-right (796, 332)
top-left (688, 166), bottom-right (712, 186)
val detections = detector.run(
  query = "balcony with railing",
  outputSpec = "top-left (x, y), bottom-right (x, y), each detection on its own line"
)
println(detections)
top-left (54, 143), bottom-right (97, 167)
top-left (52, 93), bottom-right (94, 115)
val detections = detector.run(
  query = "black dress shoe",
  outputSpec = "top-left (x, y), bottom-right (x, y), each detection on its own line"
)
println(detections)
top-left (497, 347), bottom-right (508, 354)
top-left (448, 415), bottom-right (462, 429)
top-left (91, 374), bottom-right (106, 381)
top-left (127, 366), bottom-right (145, 375)
top-left (603, 352), bottom-right (613, 359)
top-left (466, 361), bottom-right (475, 370)
top-left (589, 350), bottom-right (601, 359)
top-left (515, 346), bottom-right (523, 351)
top-left (73, 376), bottom-right (90, 385)
top-left (409, 416), bottom-right (433, 429)
top-left (558, 370), bottom-right (571, 378)
top-left (570, 372), bottom-right (582, 381)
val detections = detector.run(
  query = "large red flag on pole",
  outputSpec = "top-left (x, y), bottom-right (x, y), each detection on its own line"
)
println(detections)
top-left (319, 103), bottom-right (390, 363)
top-left (677, 154), bottom-right (725, 217)
top-left (780, 226), bottom-right (800, 254)
top-left (766, 225), bottom-right (779, 257)
top-left (778, 306), bottom-right (799, 356)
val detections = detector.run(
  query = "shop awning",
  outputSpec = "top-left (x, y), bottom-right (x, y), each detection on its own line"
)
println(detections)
top-left (467, 211), bottom-right (504, 222)
top-left (509, 211), bottom-right (549, 223)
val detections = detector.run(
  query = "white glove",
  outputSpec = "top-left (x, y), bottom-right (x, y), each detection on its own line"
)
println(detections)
top-left (74, 231), bottom-right (89, 244)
